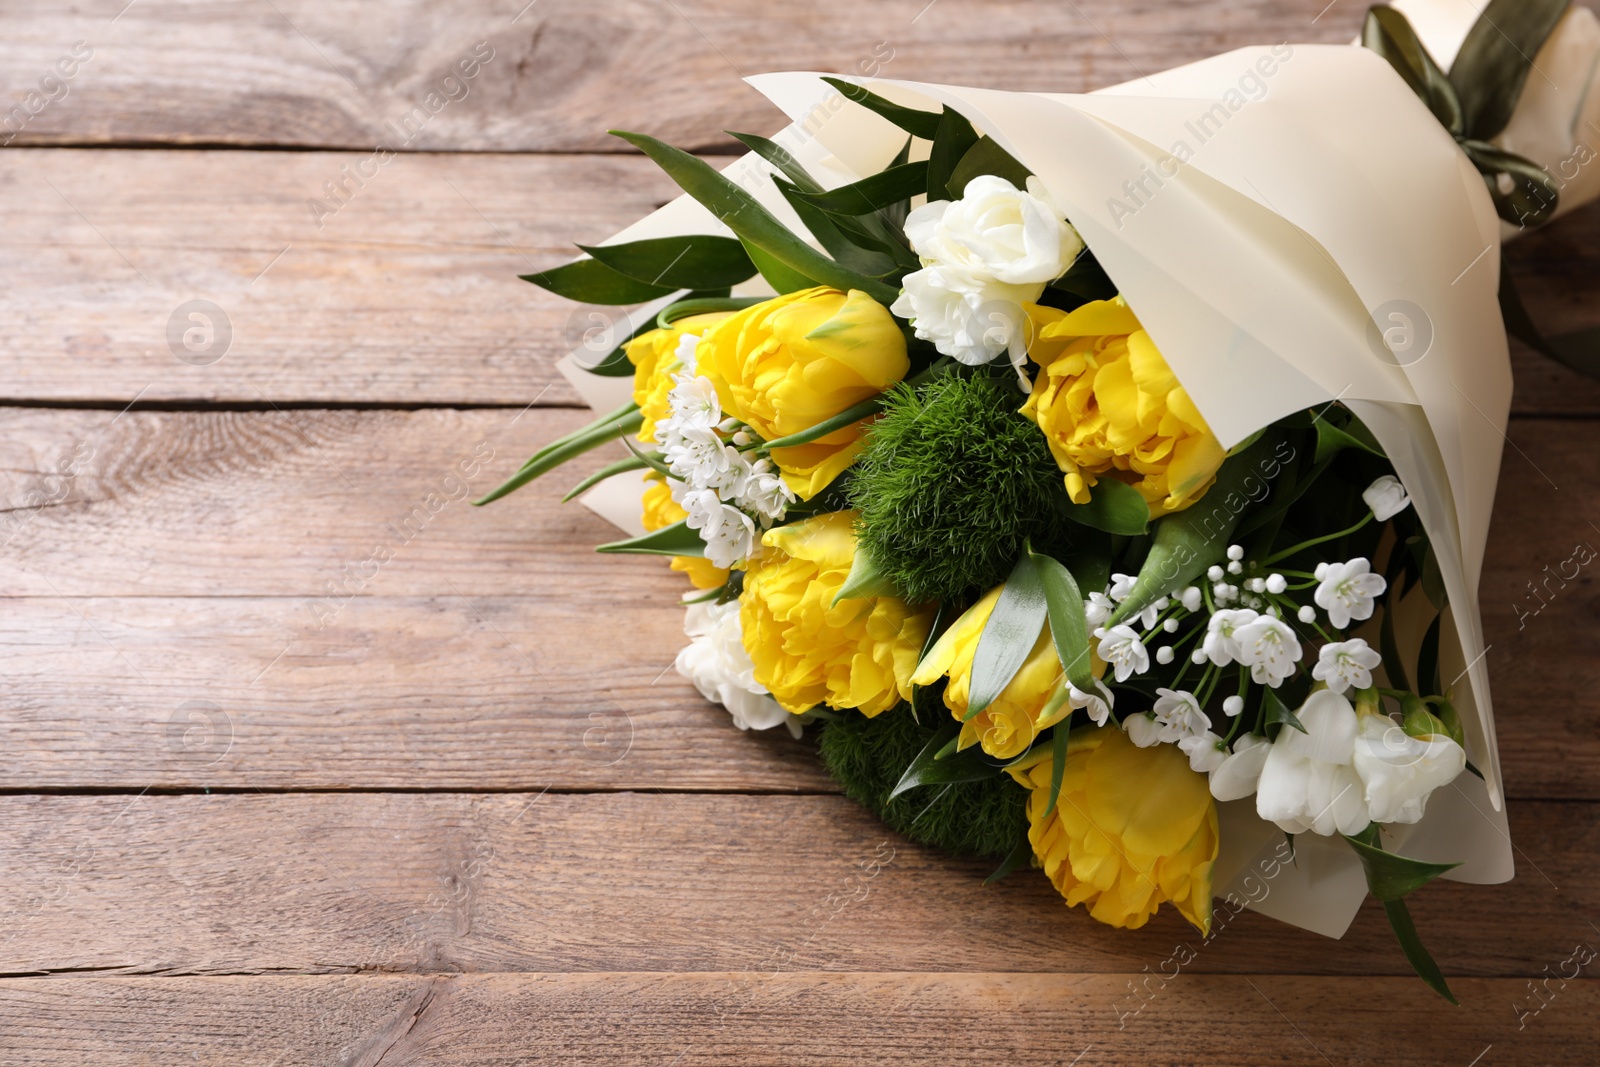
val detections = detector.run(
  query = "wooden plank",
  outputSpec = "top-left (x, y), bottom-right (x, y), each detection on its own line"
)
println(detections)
top-left (3, 147), bottom-right (1600, 411)
top-left (1, 972), bottom-right (1593, 1065)
top-left (1, 0), bottom-right (1370, 153)
top-left (0, 793), bottom-right (1593, 979)
top-left (0, 407), bottom-right (1593, 793)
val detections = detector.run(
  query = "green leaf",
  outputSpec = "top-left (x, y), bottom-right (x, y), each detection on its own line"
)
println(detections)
top-left (1382, 897), bottom-right (1458, 1003)
top-left (741, 236), bottom-right (818, 294)
top-left (832, 543), bottom-right (904, 604)
top-left (1044, 723), bottom-right (1070, 818)
top-left (1380, 600), bottom-right (1410, 695)
top-left (520, 257), bottom-right (677, 305)
top-left (821, 77), bottom-right (942, 140)
top-left (657, 295), bottom-right (766, 328)
top-left (792, 161), bottom-right (931, 217)
top-left (727, 130), bottom-right (825, 193)
top-left (577, 235), bottom-right (756, 291)
top-left (563, 453), bottom-right (653, 502)
top-left (966, 554), bottom-right (1049, 720)
top-left (887, 722), bottom-right (999, 800)
top-left (610, 130), bottom-right (899, 304)
top-left (1261, 686), bottom-right (1307, 736)
top-left (774, 181), bottom-right (902, 276)
top-left (1416, 613), bottom-right (1442, 698)
top-left (927, 107), bottom-right (980, 201)
top-left (760, 394), bottom-right (884, 451)
top-left (983, 833), bottom-right (1033, 885)
top-left (1065, 477), bottom-right (1150, 536)
top-left (596, 519), bottom-right (705, 558)
top-left (1313, 418), bottom-right (1385, 464)
top-left (947, 136), bottom-right (1033, 197)
top-left (1430, 697), bottom-right (1466, 748)
top-left (1049, 250), bottom-right (1119, 305)
top-left (1031, 549), bottom-right (1094, 692)
top-left (475, 404), bottom-right (643, 506)
top-left (1420, 542), bottom-right (1447, 609)
top-left (1344, 825), bottom-right (1459, 901)
top-left (1448, 0), bottom-right (1569, 140)
top-left (1108, 435), bottom-right (1279, 627)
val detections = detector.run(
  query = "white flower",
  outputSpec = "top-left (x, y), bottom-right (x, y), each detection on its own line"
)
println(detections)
top-left (1313, 638), bottom-right (1383, 695)
top-left (1108, 573), bottom-right (1136, 602)
top-left (1202, 608), bottom-right (1259, 667)
top-left (1068, 679), bottom-right (1115, 727)
top-left (890, 264), bottom-right (1039, 373)
top-left (1094, 624), bottom-right (1149, 682)
top-left (1351, 709), bottom-right (1466, 824)
top-left (1083, 591), bottom-right (1115, 627)
top-left (661, 422), bottom-right (745, 495)
top-left (675, 600), bottom-right (802, 738)
top-left (664, 371), bottom-right (720, 433)
top-left (680, 488), bottom-right (757, 569)
top-left (1152, 687), bottom-right (1209, 740)
top-left (672, 330), bottom-right (703, 374)
top-left (1208, 733), bottom-right (1270, 802)
top-left (1232, 614), bottom-right (1303, 687)
top-left (1255, 690), bottom-right (1370, 836)
top-left (1179, 586), bottom-right (1203, 613)
top-left (1179, 730), bottom-right (1228, 774)
top-left (903, 174), bottom-right (1082, 286)
top-left (1314, 558), bottom-right (1387, 629)
top-left (1362, 474), bottom-right (1411, 522)
top-left (732, 457), bottom-right (794, 526)
top-left (1124, 711), bottom-right (1166, 748)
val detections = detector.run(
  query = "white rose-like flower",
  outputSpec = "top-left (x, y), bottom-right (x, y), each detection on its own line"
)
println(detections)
top-left (890, 264), bottom-right (1038, 371)
top-left (1351, 708), bottom-right (1466, 824)
top-left (1202, 608), bottom-right (1259, 667)
top-left (1255, 689), bottom-right (1370, 836)
top-left (680, 489), bottom-right (757, 569)
top-left (1208, 733), bottom-right (1271, 802)
top-left (1232, 614), bottom-right (1303, 687)
top-left (1312, 638), bottom-right (1383, 695)
top-left (675, 600), bottom-right (801, 738)
top-left (1314, 558), bottom-right (1387, 629)
top-left (1362, 474), bottom-right (1412, 521)
top-left (1094, 624), bottom-right (1149, 682)
top-left (904, 174), bottom-right (1083, 285)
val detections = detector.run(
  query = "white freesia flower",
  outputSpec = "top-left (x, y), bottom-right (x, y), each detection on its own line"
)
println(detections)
top-left (1313, 638), bottom-right (1383, 695)
top-left (675, 600), bottom-right (802, 738)
top-left (1362, 474), bottom-right (1412, 521)
top-left (1208, 733), bottom-right (1271, 802)
top-left (1068, 679), bottom-right (1115, 727)
top-left (1203, 608), bottom-right (1259, 667)
top-left (1094, 624), bottom-right (1149, 682)
top-left (1083, 591), bottom-right (1115, 627)
top-left (890, 264), bottom-right (1038, 372)
top-left (680, 488), bottom-right (757, 569)
top-left (903, 174), bottom-right (1083, 286)
top-left (1232, 614), bottom-right (1303, 687)
top-left (1351, 708), bottom-right (1466, 824)
top-left (1152, 687), bottom-right (1209, 740)
top-left (1255, 689), bottom-right (1370, 836)
top-left (1314, 557), bottom-right (1386, 629)
top-left (1179, 730), bottom-right (1228, 774)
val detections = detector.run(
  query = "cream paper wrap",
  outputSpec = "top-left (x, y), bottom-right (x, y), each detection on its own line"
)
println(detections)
top-left (554, 1), bottom-right (1600, 937)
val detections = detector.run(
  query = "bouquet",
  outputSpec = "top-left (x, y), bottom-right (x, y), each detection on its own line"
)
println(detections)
top-left (476, 0), bottom-right (1600, 997)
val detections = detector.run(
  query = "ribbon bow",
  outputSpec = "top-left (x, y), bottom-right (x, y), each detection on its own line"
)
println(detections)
top-left (1362, 0), bottom-right (1569, 229)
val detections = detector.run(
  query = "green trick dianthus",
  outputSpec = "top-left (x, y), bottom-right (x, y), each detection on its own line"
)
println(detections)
top-left (848, 371), bottom-right (1066, 604)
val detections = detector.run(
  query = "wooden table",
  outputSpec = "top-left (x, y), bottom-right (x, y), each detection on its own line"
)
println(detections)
top-left (1, 1), bottom-right (1596, 1062)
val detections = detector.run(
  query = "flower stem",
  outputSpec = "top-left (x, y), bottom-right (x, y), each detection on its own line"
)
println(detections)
top-left (1263, 512), bottom-right (1375, 566)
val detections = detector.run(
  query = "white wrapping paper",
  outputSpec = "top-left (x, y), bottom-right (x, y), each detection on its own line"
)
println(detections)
top-left (554, 0), bottom-right (1599, 937)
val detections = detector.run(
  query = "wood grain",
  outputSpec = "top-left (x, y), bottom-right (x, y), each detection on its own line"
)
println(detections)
top-left (1, 792), bottom-right (1594, 980)
top-left (0, 973), bottom-right (1595, 1066)
top-left (4, 147), bottom-right (1600, 411)
top-left (1, 0), bottom-right (1371, 153)
top-left (0, 406), bottom-right (1591, 793)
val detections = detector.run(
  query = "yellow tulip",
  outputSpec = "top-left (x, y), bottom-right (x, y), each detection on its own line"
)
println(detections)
top-left (740, 510), bottom-right (933, 715)
top-left (640, 476), bottom-right (729, 590)
top-left (910, 585), bottom-right (1069, 759)
top-left (698, 287), bottom-right (909, 499)
top-left (1008, 725), bottom-right (1218, 934)
top-left (1020, 297), bottom-right (1225, 514)
top-left (624, 311), bottom-right (733, 444)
